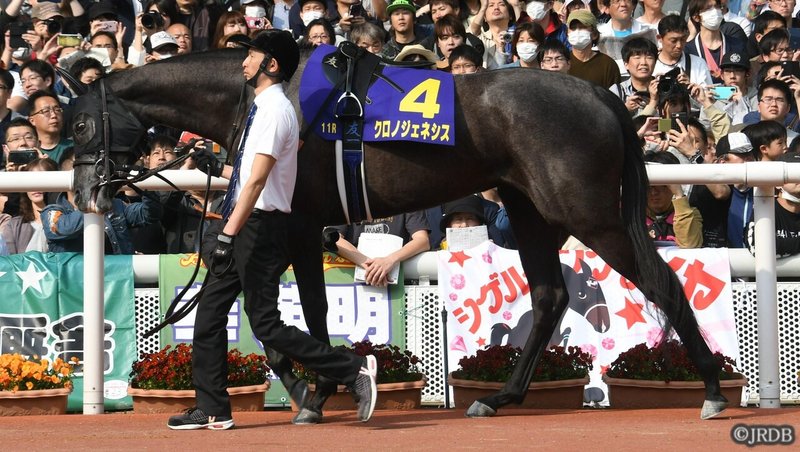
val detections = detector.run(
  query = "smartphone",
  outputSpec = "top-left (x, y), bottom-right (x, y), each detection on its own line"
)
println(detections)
top-left (670, 112), bottom-right (689, 132)
top-left (97, 21), bottom-right (118, 33)
top-left (657, 118), bottom-right (672, 133)
top-left (780, 60), bottom-right (800, 78)
top-left (711, 86), bottom-right (737, 101)
top-left (8, 149), bottom-right (38, 165)
top-left (9, 22), bottom-right (33, 49)
top-left (57, 33), bottom-right (83, 47)
top-left (245, 16), bottom-right (268, 30)
top-left (349, 2), bottom-right (365, 17)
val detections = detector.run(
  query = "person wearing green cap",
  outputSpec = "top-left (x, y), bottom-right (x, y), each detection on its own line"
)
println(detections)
top-left (566, 9), bottom-right (621, 88)
top-left (380, 0), bottom-right (425, 59)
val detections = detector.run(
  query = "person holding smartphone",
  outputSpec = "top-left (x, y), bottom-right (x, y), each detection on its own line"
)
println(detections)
top-left (3, 118), bottom-right (46, 172)
top-left (2, 157), bottom-right (58, 254)
top-left (714, 51), bottom-right (754, 125)
top-left (611, 37), bottom-right (659, 117)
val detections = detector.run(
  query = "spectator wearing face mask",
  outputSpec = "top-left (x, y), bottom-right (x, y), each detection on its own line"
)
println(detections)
top-left (501, 22), bottom-right (545, 68)
top-left (745, 151), bottom-right (800, 257)
top-left (566, 10), bottom-right (621, 88)
top-left (290, 0), bottom-right (336, 39)
top-left (684, 0), bottom-right (748, 84)
top-left (144, 31), bottom-right (180, 63)
top-left (522, 0), bottom-right (569, 49)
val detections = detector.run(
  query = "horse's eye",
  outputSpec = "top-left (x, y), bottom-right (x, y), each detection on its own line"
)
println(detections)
top-left (75, 122), bottom-right (86, 134)
top-left (72, 113), bottom-right (96, 146)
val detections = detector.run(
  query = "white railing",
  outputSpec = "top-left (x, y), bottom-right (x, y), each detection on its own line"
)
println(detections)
top-left (2, 163), bottom-right (799, 412)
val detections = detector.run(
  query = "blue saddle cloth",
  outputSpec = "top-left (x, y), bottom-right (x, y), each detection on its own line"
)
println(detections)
top-left (299, 45), bottom-right (456, 146)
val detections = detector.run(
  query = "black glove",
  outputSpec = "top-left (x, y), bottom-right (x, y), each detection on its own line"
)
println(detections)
top-left (210, 233), bottom-right (235, 276)
top-left (192, 148), bottom-right (224, 178)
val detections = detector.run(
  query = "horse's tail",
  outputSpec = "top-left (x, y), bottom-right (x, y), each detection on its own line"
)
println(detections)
top-left (602, 88), bottom-right (689, 337)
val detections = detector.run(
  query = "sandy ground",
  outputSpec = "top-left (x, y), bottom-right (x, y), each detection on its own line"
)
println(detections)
top-left (3, 406), bottom-right (800, 451)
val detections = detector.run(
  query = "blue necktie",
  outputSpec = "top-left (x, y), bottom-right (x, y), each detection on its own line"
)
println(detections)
top-left (221, 104), bottom-right (258, 220)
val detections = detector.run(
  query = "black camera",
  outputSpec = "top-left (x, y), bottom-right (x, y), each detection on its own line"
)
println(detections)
top-left (43, 18), bottom-right (61, 35)
top-left (142, 11), bottom-right (165, 30)
top-left (657, 67), bottom-right (681, 94)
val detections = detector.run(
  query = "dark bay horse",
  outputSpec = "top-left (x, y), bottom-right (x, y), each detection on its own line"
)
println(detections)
top-left (69, 49), bottom-right (728, 419)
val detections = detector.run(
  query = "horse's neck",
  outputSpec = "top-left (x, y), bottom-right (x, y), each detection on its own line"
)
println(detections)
top-left (106, 57), bottom-right (248, 148)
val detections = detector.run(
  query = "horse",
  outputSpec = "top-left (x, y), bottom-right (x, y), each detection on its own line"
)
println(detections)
top-left (68, 48), bottom-right (729, 420)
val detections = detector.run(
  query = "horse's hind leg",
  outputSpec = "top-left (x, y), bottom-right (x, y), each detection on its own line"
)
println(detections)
top-left (467, 187), bottom-right (570, 417)
top-left (576, 222), bottom-right (727, 418)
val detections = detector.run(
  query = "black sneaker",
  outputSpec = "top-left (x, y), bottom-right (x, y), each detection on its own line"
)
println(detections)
top-left (167, 407), bottom-right (234, 430)
top-left (353, 355), bottom-right (377, 422)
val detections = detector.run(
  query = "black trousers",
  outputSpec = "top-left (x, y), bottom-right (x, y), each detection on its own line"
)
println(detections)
top-left (192, 210), bottom-right (361, 416)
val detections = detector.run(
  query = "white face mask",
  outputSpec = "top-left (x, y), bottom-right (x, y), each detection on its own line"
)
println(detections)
top-left (302, 10), bottom-right (324, 26)
top-left (699, 8), bottom-right (724, 31)
top-left (781, 188), bottom-right (800, 203)
top-left (568, 29), bottom-right (592, 49)
top-left (526, 1), bottom-right (548, 21)
top-left (516, 42), bottom-right (539, 62)
top-left (643, 140), bottom-right (661, 153)
top-left (245, 6), bottom-right (267, 18)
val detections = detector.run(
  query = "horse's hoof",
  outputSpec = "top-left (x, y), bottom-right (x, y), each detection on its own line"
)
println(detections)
top-left (700, 399), bottom-right (728, 420)
top-left (289, 380), bottom-right (310, 411)
top-left (292, 408), bottom-right (323, 425)
top-left (466, 401), bottom-right (497, 418)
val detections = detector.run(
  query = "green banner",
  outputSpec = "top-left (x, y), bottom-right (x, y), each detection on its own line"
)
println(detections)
top-left (158, 253), bottom-right (406, 405)
top-left (0, 252), bottom-right (136, 411)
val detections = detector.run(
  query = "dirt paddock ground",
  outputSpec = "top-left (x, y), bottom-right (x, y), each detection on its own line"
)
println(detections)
top-left (3, 406), bottom-right (799, 451)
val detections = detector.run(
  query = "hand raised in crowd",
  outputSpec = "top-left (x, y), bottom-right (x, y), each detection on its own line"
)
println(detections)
top-left (667, 119), bottom-right (696, 158)
top-left (38, 34), bottom-right (62, 61)
top-left (676, 72), bottom-right (691, 87)
top-left (339, 13), bottom-right (366, 33)
top-left (22, 30), bottom-right (43, 52)
top-left (688, 83), bottom-right (714, 108)
top-left (624, 94), bottom-right (646, 112)
top-left (115, 23), bottom-right (127, 48)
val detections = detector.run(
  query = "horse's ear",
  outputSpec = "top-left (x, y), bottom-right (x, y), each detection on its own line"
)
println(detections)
top-left (55, 66), bottom-right (87, 96)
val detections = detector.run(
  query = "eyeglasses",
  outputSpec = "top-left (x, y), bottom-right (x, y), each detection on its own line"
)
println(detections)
top-left (542, 56), bottom-right (568, 64)
top-left (309, 34), bottom-right (329, 41)
top-left (6, 133), bottom-right (37, 145)
top-left (771, 47), bottom-right (792, 55)
top-left (20, 74), bottom-right (43, 84)
top-left (770, 0), bottom-right (790, 4)
top-left (30, 106), bottom-right (63, 117)
top-left (760, 96), bottom-right (787, 105)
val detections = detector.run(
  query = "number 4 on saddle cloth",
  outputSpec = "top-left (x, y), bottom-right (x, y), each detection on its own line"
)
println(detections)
top-left (299, 43), bottom-right (456, 146)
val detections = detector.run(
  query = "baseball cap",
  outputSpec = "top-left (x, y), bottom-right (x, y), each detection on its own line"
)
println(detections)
top-left (145, 31), bottom-right (179, 52)
top-left (716, 132), bottom-right (754, 158)
top-left (567, 9), bottom-right (597, 28)
top-left (387, 0), bottom-right (417, 15)
top-left (720, 52), bottom-right (749, 71)
top-left (32, 2), bottom-right (63, 21)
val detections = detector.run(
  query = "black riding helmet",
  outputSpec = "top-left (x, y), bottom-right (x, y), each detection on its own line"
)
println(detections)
top-left (240, 30), bottom-right (300, 82)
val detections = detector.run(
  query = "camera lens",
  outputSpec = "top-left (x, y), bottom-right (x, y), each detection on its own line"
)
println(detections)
top-left (142, 12), bottom-right (164, 30)
top-left (46, 19), bottom-right (61, 35)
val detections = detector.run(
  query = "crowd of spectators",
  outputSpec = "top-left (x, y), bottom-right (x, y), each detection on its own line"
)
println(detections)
top-left (2, 0), bottom-right (800, 267)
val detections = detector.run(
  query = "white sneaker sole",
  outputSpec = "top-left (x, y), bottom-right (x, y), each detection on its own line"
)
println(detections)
top-left (168, 419), bottom-right (235, 430)
top-left (358, 355), bottom-right (378, 422)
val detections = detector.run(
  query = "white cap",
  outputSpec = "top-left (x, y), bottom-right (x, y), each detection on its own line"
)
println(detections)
top-left (727, 132), bottom-right (753, 154)
top-left (147, 31), bottom-right (179, 52)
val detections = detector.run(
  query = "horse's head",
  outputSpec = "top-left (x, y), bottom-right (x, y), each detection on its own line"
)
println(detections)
top-left (561, 260), bottom-right (610, 333)
top-left (70, 83), bottom-right (146, 213)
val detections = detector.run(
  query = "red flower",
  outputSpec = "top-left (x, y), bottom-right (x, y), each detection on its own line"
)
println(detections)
top-left (605, 339), bottom-right (738, 382)
top-left (293, 341), bottom-right (424, 384)
top-left (451, 345), bottom-right (592, 382)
